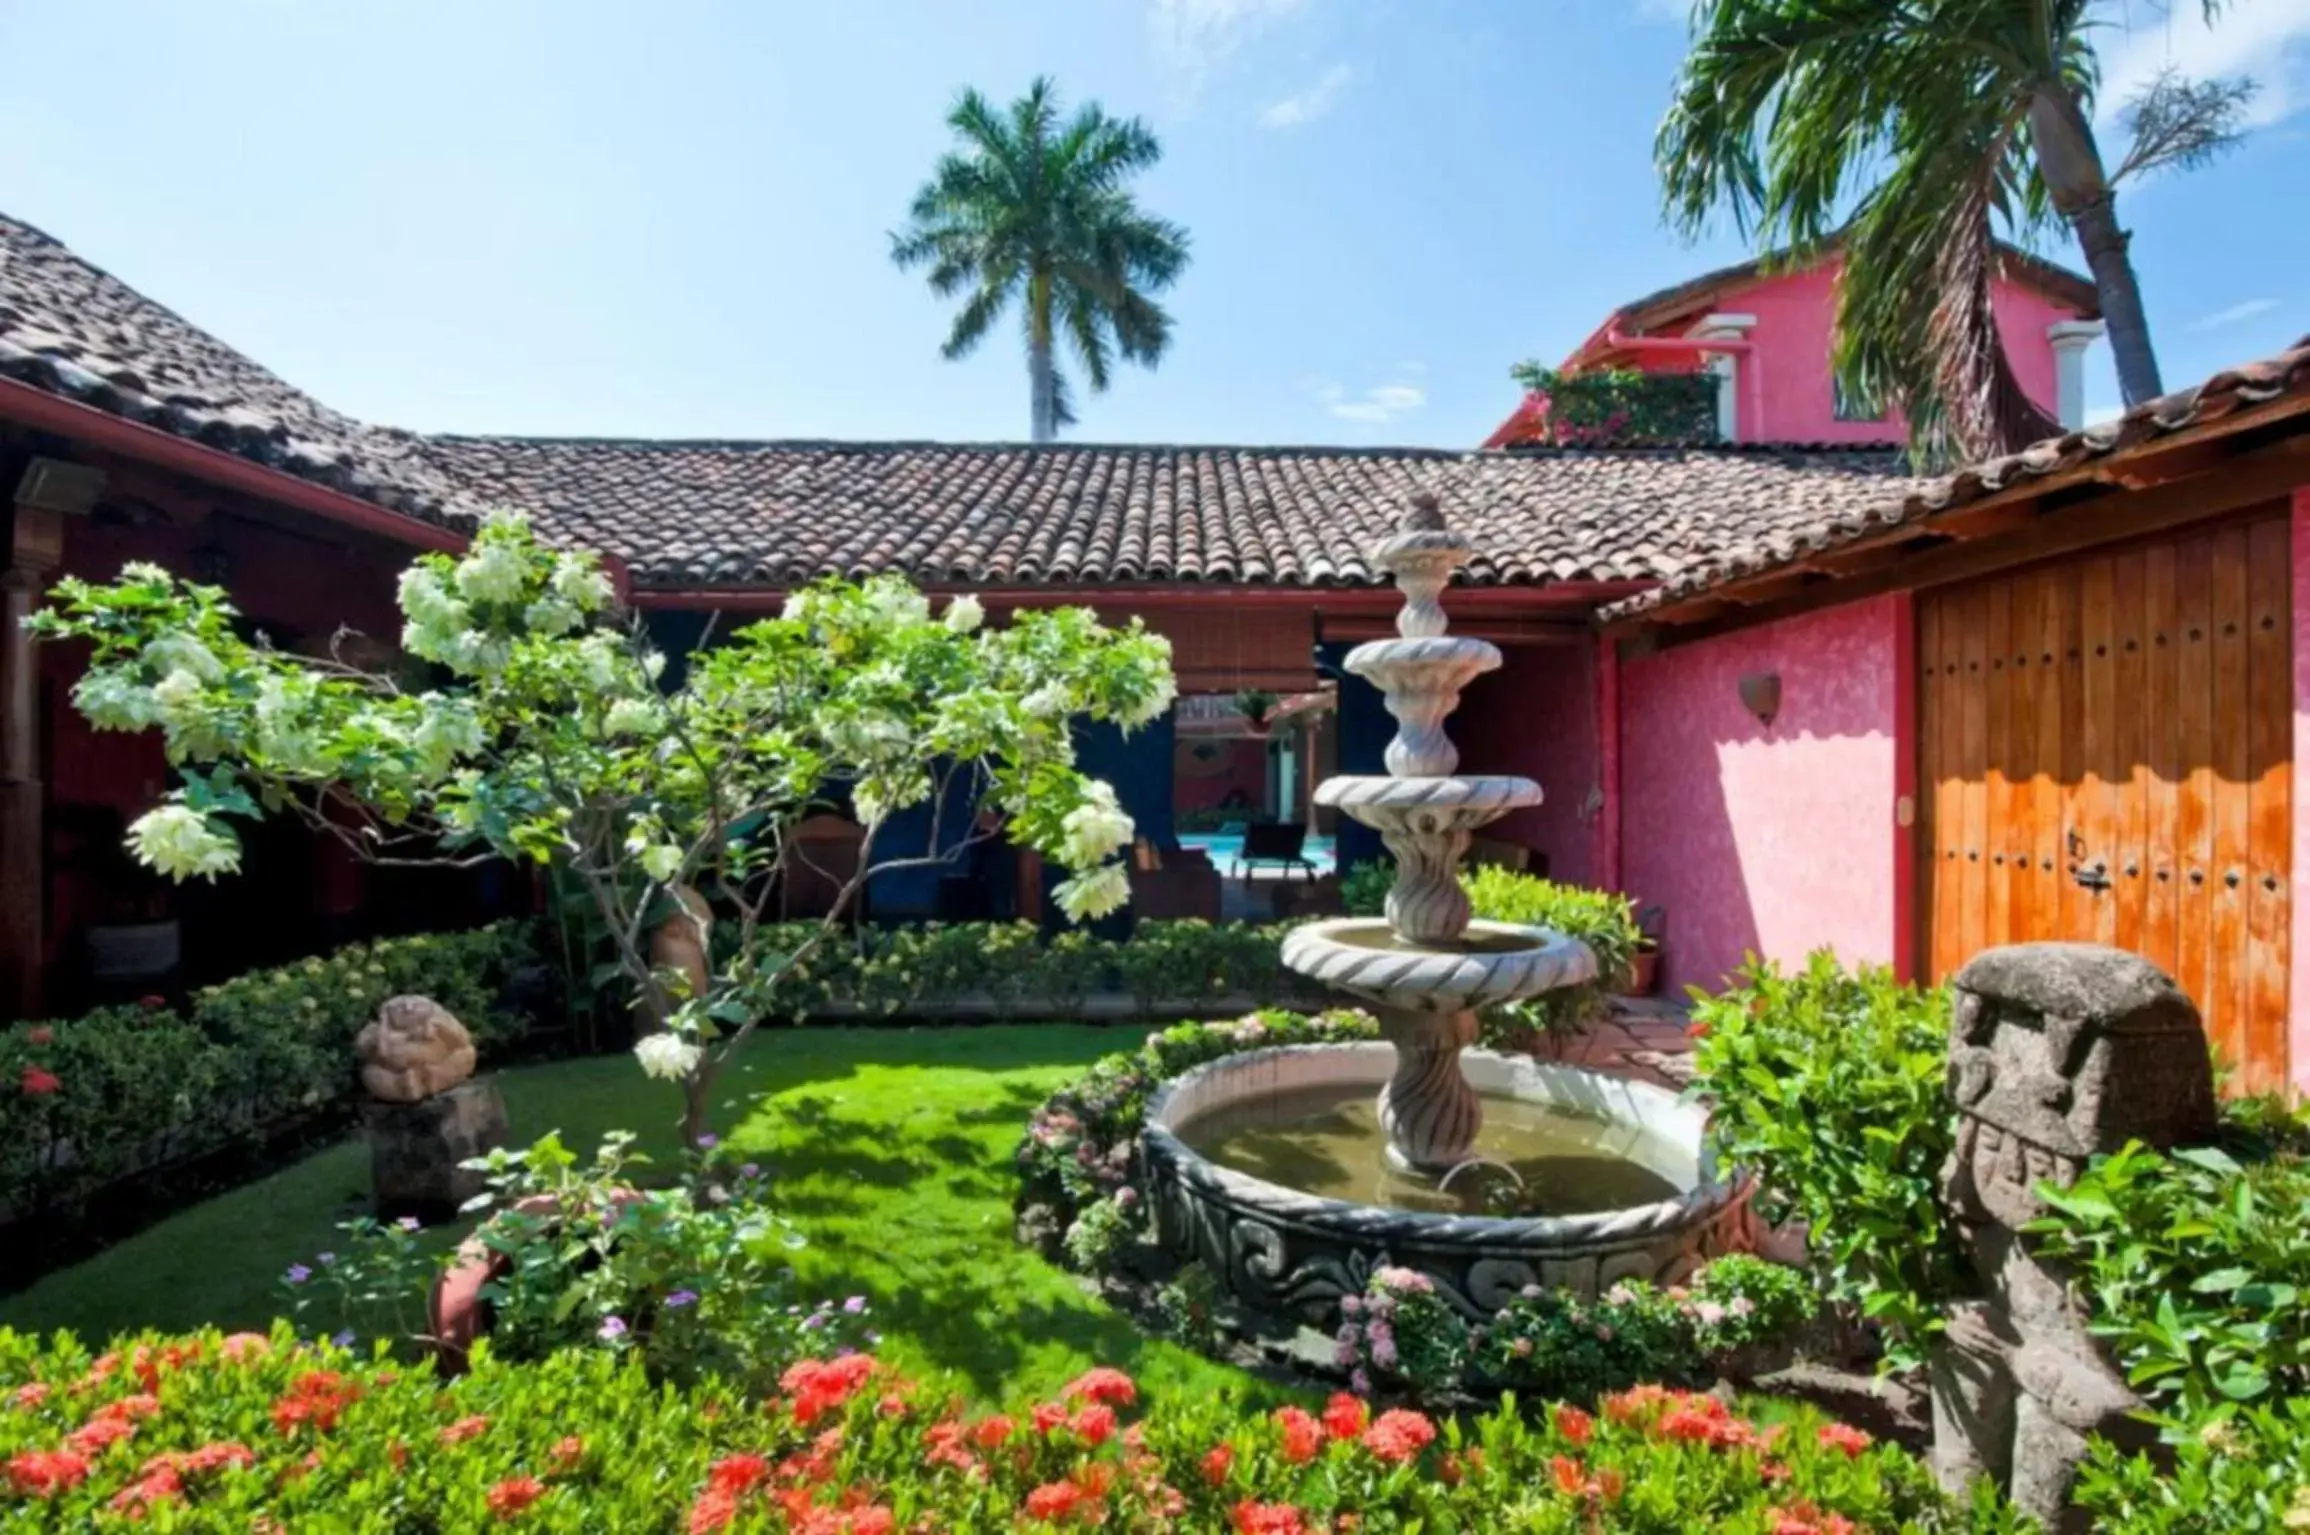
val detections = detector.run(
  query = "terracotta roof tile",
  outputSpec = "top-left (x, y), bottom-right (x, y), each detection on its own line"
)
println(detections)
top-left (0, 208), bottom-right (1915, 593)
top-left (0, 214), bottom-right (484, 529)
top-left (1602, 335), bottom-right (2310, 622)
top-left (418, 435), bottom-right (1917, 591)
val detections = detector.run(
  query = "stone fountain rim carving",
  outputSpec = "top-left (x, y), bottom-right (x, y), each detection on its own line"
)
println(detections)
top-left (1145, 1043), bottom-right (1753, 1247)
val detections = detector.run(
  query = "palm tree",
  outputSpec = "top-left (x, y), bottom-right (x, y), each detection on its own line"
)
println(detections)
top-left (1658, 1), bottom-right (2253, 459)
top-left (893, 78), bottom-right (1192, 442)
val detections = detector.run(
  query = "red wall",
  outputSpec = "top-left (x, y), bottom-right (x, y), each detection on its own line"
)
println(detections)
top-left (1458, 643), bottom-right (1598, 886)
top-left (1174, 736), bottom-right (1268, 815)
top-left (1617, 596), bottom-right (1904, 995)
top-left (2293, 488), bottom-right (2310, 1094)
top-left (1605, 260), bottom-right (2078, 445)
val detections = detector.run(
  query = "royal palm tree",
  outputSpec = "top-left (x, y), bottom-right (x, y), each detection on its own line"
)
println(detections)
top-left (893, 78), bottom-right (1191, 442)
top-left (1659, 1), bottom-right (2253, 459)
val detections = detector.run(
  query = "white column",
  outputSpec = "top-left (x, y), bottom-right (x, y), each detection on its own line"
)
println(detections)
top-left (2047, 319), bottom-right (2106, 431)
top-left (1693, 313), bottom-right (1757, 442)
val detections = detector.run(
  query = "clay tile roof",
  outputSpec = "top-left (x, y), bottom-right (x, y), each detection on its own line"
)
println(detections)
top-left (1, 207), bottom-right (1916, 594)
top-left (0, 213), bottom-right (484, 529)
top-left (418, 435), bottom-right (1919, 592)
top-left (1601, 334), bottom-right (2310, 623)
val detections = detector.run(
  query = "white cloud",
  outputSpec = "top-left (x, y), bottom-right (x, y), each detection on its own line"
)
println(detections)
top-left (2094, 0), bottom-right (2310, 131)
top-left (1317, 375), bottom-right (1427, 425)
top-left (2187, 296), bottom-right (2282, 332)
top-left (1260, 63), bottom-right (1355, 128)
top-left (1148, 0), bottom-right (1307, 88)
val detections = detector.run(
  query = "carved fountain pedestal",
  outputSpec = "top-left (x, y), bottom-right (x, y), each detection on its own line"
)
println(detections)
top-left (1141, 494), bottom-right (1753, 1321)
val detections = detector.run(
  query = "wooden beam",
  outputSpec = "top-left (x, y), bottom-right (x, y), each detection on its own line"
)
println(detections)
top-left (1629, 433), bottom-right (2310, 651)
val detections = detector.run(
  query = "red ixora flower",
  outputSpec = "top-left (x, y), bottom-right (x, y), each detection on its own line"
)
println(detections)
top-left (1062, 1367), bottom-right (1137, 1407)
top-left (1359, 1408), bottom-right (1437, 1464)
top-left (270, 1371), bottom-right (360, 1437)
top-left (1022, 1479), bottom-right (1085, 1522)
top-left (782, 1353), bottom-right (877, 1427)
top-left (24, 1026), bottom-right (52, 1045)
top-left (438, 1414), bottom-right (490, 1446)
top-left (1319, 1392), bottom-right (1368, 1441)
top-left (1816, 1422), bottom-right (1873, 1459)
top-left (1554, 1403), bottom-right (1594, 1447)
top-left (1230, 1500), bottom-right (1310, 1535)
top-left (19, 1065), bottom-right (61, 1096)
top-left (6, 1448), bottom-right (92, 1498)
top-left (487, 1475), bottom-right (548, 1520)
top-left (12, 1382), bottom-right (51, 1410)
top-left (1200, 1442), bottom-right (1235, 1486)
top-left (1274, 1406), bottom-right (1323, 1465)
top-left (1770, 1501), bottom-right (1859, 1535)
top-left (1067, 1402), bottom-right (1117, 1446)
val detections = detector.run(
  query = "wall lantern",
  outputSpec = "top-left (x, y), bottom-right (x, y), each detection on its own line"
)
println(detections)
top-left (1738, 671), bottom-right (1781, 728)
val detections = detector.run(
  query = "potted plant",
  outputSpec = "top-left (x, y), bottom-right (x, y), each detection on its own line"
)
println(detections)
top-left (1621, 904), bottom-right (1667, 997)
top-left (1232, 687), bottom-right (1279, 733)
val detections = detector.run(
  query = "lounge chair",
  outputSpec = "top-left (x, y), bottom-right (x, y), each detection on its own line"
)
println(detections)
top-left (1235, 821), bottom-right (1319, 881)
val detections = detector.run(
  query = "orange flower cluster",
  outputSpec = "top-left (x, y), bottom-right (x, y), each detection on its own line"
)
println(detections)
top-left (781, 1353), bottom-right (877, 1427)
top-left (5, 1448), bottom-right (91, 1499)
top-left (1769, 1499), bottom-right (1862, 1535)
top-left (269, 1371), bottom-right (362, 1436)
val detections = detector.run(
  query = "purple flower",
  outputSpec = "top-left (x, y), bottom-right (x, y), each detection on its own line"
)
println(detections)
top-left (397, 1216), bottom-right (422, 1233)
top-left (598, 1316), bottom-right (628, 1341)
top-left (801, 1313), bottom-right (826, 1331)
top-left (665, 1290), bottom-right (699, 1310)
top-left (284, 1264), bottom-right (312, 1285)
top-left (1340, 1295), bottom-right (1362, 1318)
top-left (1350, 1368), bottom-right (1374, 1396)
top-left (331, 1329), bottom-right (356, 1348)
top-left (1372, 1336), bottom-right (1400, 1369)
top-left (695, 1133), bottom-right (720, 1150)
top-left (842, 1295), bottom-right (868, 1315)
top-left (739, 1163), bottom-right (762, 1180)
top-left (317, 1252), bottom-right (336, 1267)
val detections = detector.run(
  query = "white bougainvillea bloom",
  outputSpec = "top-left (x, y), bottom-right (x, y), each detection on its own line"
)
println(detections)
top-left (128, 804), bottom-right (241, 881)
top-left (633, 1032), bottom-right (703, 1081)
top-left (1059, 782), bottom-right (1135, 867)
top-left (1053, 863), bottom-right (1131, 923)
top-left (944, 594), bottom-right (985, 634)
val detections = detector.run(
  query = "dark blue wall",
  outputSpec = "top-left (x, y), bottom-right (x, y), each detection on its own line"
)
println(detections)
top-left (1321, 641), bottom-right (1391, 873)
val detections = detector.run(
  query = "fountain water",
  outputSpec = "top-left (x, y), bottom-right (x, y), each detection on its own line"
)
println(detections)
top-left (1141, 494), bottom-right (1754, 1320)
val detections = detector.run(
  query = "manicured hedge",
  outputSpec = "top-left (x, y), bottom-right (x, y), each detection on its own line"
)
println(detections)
top-left (1, 923), bottom-right (537, 1221)
top-left (756, 919), bottom-right (1319, 1019)
top-left (0, 1326), bottom-right (2007, 1532)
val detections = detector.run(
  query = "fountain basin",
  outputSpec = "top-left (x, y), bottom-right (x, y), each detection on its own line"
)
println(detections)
top-left (1281, 918), bottom-right (1597, 1012)
top-left (1142, 1043), bottom-right (1754, 1321)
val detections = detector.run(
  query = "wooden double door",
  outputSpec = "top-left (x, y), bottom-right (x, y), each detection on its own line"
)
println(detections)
top-left (1917, 506), bottom-right (2293, 1093)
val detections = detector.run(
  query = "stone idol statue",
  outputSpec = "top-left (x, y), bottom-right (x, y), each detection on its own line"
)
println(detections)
top-left (1932, 943), bottom-right (2216, 1533)
top-left (356, 995), bottom-right (509, 1219)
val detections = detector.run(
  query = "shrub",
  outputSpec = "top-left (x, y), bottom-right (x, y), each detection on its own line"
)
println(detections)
top-left (1686, 952), bottom-right (1964, 1369)
top-left (279, 1132), bottom-right (869, 1397)
top-left (0, 1326), bottom-right (2009, 1532)
top-left (0, 923), bottom-right (536, 1222)
top-left (1474, 1278), bottom-right (1705, 1402)
top-left (2076, 1394), bottom-right (2310, 1534)
top-left (2026, 1122), bottom-right (2310, 1429)
top-left (1333, 1265), bottom-right (1470, 1401)
top-left (1340, 858), bottom-right (1392, 918)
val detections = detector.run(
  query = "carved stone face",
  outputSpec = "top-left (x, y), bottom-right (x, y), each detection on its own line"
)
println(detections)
top-left (1945, 943), bottom-right (2216, 1229)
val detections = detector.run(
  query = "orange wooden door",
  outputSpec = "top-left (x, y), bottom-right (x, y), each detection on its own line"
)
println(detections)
top-left (1918, 507), bottom-right (2293, 1093)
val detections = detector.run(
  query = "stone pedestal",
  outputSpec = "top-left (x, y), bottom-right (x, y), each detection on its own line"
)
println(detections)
top-left (1932, 942), bottom-right (2213, 1533)
top-left (362, 1077), bottom-right (509, 1220)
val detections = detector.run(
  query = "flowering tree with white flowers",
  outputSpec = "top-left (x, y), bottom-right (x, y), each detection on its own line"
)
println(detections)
top-left (30, 514), bottom-right (1173, 1142)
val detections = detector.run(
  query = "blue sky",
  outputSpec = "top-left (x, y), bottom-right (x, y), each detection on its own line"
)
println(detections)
top-left (1, 0), bottom-right (2304, 448)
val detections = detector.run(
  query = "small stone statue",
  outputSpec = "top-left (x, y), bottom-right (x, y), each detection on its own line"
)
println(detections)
top-left (356, 996), bottom-right (477, 1102)
top-left (356, 996), bottom-right (507, 1219)
top-left (1932, 942), bottom-right (2216, 1533)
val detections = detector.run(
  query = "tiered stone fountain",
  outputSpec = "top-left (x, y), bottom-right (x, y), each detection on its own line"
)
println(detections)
top-left (1142, 494), bottom-right (1752, 1320)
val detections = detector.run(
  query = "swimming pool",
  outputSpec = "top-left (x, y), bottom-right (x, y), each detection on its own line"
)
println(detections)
top-left (1179, 829), bottom-right (1338, 877)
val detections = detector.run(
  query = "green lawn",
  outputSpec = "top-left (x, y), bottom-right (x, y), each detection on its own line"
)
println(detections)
top-left (3, 1025), bottom-right (1283, 1409)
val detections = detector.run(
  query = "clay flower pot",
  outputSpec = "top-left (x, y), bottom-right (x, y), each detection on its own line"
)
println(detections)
top-left (427, 1188), bottom-right (647, 1373)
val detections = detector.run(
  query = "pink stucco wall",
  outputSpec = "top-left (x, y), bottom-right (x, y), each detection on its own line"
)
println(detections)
top-left (1611, 259), bottom-right (2079, 444)
top-left (1459, 643), bottom-right (1598, 887)
top-left (1618, 596), bottom-right (1904, 995)
top-left (2292, 489), bottom-right (2310, 1094)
